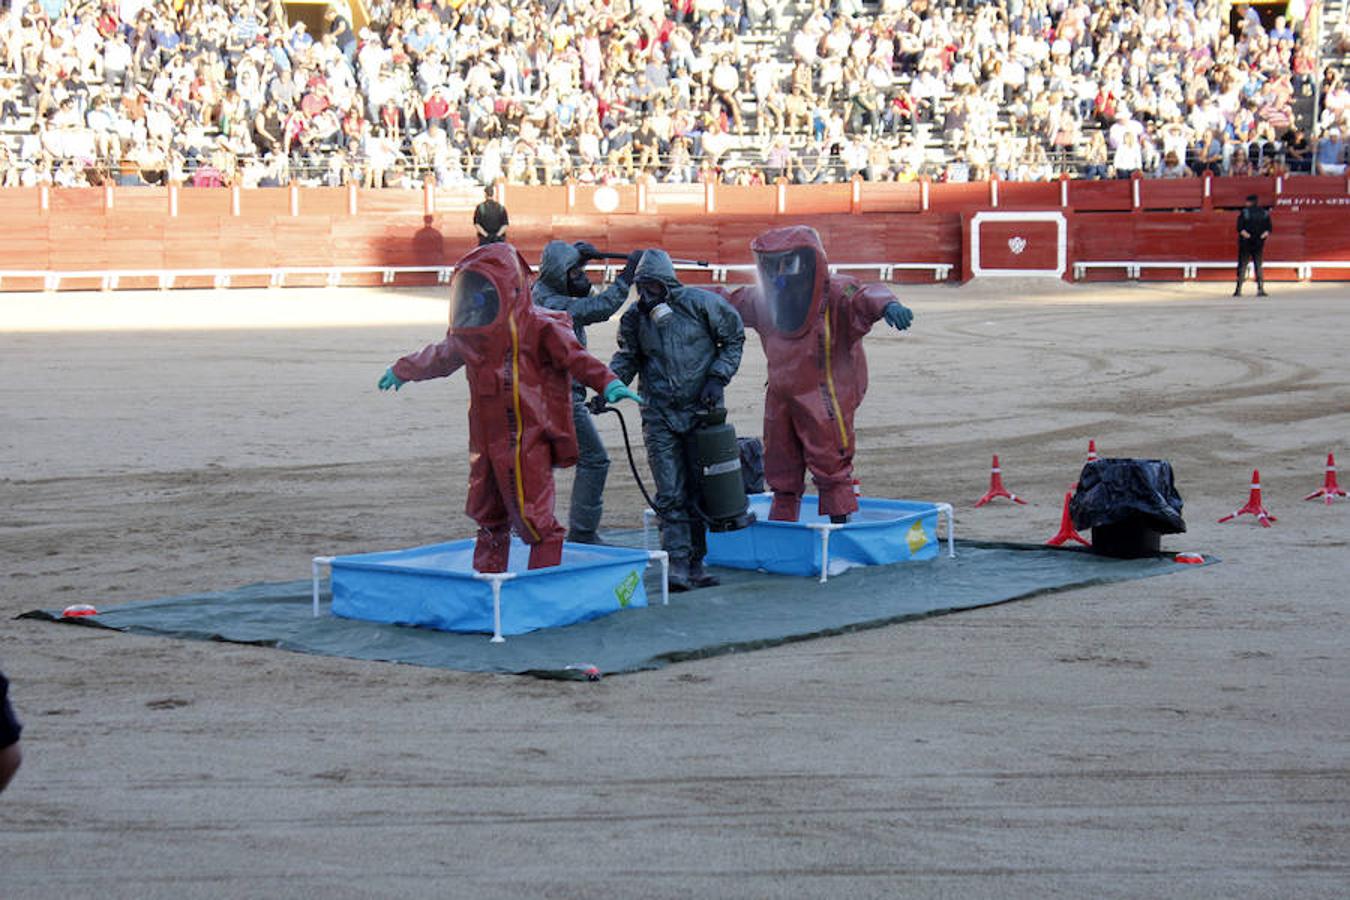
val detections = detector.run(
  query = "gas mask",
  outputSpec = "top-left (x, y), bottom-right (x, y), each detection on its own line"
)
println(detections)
top-left (564, 265), bottom-right (592, 298)
top-left (636, 279), bottom-right (672, 323)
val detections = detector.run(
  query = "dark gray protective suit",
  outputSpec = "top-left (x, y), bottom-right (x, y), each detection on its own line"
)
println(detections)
top-left (531, 240), bottom-right (635, 541)
top-left (609, 250), bottom-right (745, 563)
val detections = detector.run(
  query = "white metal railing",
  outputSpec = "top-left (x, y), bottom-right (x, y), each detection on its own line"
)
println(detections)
top-left (12, 257), bottom-right (1340, 291)
top-left (2, 260), bottom-right (952, 292)
top-left (0, 265), bottom-right (457, 291)
top-left (1072, 260), bottom-right (1350, 281)
top-left (679, 262), bottom-right (952, 283)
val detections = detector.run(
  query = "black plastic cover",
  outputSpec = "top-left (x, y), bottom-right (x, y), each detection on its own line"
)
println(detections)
top-left (1070, 458), bottom-right (1186, 534)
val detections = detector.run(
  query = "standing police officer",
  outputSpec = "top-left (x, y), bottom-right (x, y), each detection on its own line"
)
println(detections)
top-left (1234, 194), bottom-right (1271, 297)
top-left (473, 185), bottom-right (509, 246)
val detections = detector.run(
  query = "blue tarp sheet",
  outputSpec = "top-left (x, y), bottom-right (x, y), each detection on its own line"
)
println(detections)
top-left (22, 536), bottom-right (1214, 678)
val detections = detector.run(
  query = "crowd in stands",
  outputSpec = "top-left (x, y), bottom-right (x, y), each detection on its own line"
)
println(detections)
top-left (0, 0), bottom-right (1347, 189)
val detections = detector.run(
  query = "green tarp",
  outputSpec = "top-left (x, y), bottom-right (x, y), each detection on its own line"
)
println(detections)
top-left (22, 540), bottom-right (1213, 678)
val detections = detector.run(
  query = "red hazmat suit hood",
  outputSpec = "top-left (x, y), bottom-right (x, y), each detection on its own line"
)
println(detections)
top-left (447, 242), bottom-right (537, 363)
top-left (749, 225), bottom-right (830, 339)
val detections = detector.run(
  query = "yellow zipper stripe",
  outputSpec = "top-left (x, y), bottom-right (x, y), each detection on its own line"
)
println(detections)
top-left (509, 313), bottom-right (540, 541)
top-left (822, 299), bottom-right (849, 450)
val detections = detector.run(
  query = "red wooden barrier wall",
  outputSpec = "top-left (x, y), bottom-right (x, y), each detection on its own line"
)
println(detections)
top-left (0, 176), bottom-right (1345, 288)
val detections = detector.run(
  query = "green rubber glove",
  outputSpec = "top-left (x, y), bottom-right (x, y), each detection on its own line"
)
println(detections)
top-left (378, 367), bottom-right (406, 392)
top-left (883, 301), bottom-right (914, 331)
top-left (604, 378), bottom-right (643, 405)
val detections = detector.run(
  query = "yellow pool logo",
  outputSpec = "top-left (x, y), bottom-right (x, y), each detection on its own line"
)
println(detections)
top-left (906, 521), bottom-right (929, 554)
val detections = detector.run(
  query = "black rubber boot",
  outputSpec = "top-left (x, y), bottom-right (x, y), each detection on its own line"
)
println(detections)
top-left (688, 559), bottom-right (720, 589)
top-left (668, 556), bottom-right (694, 592)
top-left (829, 514), bottom-right (850, 524)
top-left (565, 530), bottom-right (607, 545)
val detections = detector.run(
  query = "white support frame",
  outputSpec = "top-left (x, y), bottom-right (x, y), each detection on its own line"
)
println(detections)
top-left (969, 210), bottom-right (1068, 278)
top-left (311, 549), bottom-right (670, 644)
top-left (1071, 260), bottom-right (1350, 281)
top-left (312, 556), bottom-right (334, 617)
top-left (936, 503), bottom-right (956, 560)
top-left (648, 550), bottom-right (671, 608)
top-left (473, 571), bottom-right (517, 643)
top-left (810, 521), bottom-right (844, 584)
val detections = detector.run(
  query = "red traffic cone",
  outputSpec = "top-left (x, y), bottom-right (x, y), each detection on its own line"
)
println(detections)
top-left (1073, 439), bottom-right (1101, 492)
top-left (1045, 489), bottom-right (1090, 547)
top-left (974, 454), bottom-right (1027, 507)
top-left (1303, 452), bottom-right (1347, 505)
top-left (1218, 469), bottom-right (1277, 527)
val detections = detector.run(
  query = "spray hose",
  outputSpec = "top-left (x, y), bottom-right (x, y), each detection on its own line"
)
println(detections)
top-left (586, 395), bottom-right (712, 527)
top-left (590, 252), bottom-right (711, 267)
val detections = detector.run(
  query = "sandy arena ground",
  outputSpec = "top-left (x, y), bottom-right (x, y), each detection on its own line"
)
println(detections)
top-left (1, 278), bottom-right (1347, 898)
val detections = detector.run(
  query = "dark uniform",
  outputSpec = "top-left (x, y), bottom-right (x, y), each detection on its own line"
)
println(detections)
top-left (1234, 197), bottom-right (1272, 297)
top-left (473, 196), bottom-right (509, 246)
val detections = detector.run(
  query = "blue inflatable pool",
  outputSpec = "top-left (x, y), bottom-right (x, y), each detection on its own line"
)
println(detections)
top-left (701, 495), bottom-right (954, 581)
top-left (326, 539), bottom-right (659, 640)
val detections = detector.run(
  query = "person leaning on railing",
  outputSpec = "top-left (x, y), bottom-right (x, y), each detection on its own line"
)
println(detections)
top-left (1314, 127), bottom-right (1347, 176)
top-left (1082, 130), bottom-right (1109, 180)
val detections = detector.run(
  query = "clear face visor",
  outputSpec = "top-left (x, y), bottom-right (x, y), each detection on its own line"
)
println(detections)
top-left (448, 269), bottom-right (501, 329)
top-left (755, 247), bottom-right (818, 333)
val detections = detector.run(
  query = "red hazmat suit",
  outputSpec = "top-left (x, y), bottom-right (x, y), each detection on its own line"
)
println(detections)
top-left (713, 225), bottom-right (897, 521)
top-left (391, 243), bottom-right (620, 572)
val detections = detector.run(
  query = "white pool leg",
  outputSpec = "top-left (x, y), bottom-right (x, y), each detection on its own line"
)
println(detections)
top-left (818, 528), bottom-right (831, 584)
top-left (311, 556), bottom-right (333, 617)
top-left (473, 572), bottom-right (517, 643)
top-left (490, 578), bottom-right (505, 642)
top-left (936, 503), bottom-right (956, 558)
top-left (810, 524), bottom-right (844, 584)
top-left (647, 550), bottom-right (670, 606)
top-left (643, 508), bottom-right (656, 551)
